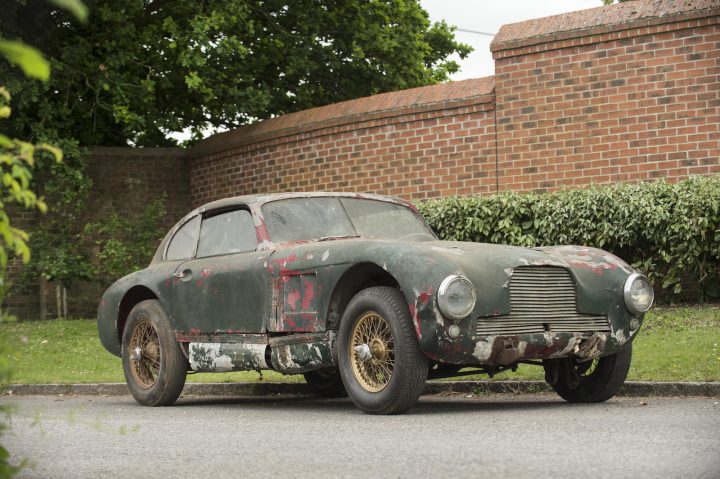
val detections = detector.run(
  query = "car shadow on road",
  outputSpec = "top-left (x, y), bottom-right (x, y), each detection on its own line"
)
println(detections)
top-left (171, 393), bottom-right (631, 415)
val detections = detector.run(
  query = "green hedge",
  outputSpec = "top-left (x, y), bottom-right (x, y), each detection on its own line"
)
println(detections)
top-left (416, 176), bottom-right (720, 302)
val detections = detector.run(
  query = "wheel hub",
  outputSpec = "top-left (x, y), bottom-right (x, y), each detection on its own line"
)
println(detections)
top-left (354, 344), bottom-right (372, 362)
top-left (370, 338), bottom-right (389, 361)
top-left (348, 312), bottom-right (395, 392)
top-left (128, 318), bottom-right (161, 389)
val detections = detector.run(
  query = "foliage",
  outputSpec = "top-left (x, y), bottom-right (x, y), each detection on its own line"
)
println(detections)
top-left (0, 1), bottom-right (85, 474)
top-left (22, 143), bottom-right (93, 289)
top-left (0, 0), bottom-right (471, 147)
top-left (0, 89), bottom-right (59, 275)
top-left (417, 176), bottom-right (720, 302)
top-left (83, 198), bottom-right (166, 284)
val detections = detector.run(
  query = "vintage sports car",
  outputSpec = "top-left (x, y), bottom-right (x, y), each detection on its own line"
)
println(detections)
top-left (98, 193), bottom-right (653, 414)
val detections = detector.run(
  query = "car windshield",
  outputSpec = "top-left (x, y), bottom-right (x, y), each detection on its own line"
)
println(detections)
top-left (262, 197), bottom-right (434, 243)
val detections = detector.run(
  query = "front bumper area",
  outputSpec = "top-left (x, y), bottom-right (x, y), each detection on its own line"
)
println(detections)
top-left (425, 328), bottom-right (637, 367)
top-left (470, 330), bottom-right (628, 365)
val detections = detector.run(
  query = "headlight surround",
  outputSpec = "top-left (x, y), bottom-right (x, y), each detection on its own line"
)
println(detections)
top-left (437, 275), bottom-right (476, 320)
top-left (623, 273), bottom-right (654, 314)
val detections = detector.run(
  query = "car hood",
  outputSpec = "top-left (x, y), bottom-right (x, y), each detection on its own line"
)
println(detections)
top-left (412, 240), bottom-right (634, 316)
top-left (270, 237), bottom-right (634, 317)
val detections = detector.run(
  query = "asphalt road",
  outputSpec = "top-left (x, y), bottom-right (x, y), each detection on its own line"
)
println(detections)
top-left (1, 393), bottom-right (718, 479)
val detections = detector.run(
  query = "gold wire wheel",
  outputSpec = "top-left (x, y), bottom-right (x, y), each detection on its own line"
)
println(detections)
top-left (349, 311), bottom-right (395, 392)
top-left (128, 318), bottom-right (161, 389)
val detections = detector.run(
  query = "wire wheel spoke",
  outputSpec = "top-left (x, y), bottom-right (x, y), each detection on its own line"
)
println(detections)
top-left (128, 318), bottom-right (161, 389)
top-left (349, 312), bottom-right (395, 392)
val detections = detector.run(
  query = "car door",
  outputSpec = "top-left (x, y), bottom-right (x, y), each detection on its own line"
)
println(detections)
top-left (171, 207), bottom-right (271, 334)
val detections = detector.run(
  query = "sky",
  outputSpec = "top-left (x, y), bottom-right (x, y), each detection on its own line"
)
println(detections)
top-left (420, 0), bottom-right (603, 80)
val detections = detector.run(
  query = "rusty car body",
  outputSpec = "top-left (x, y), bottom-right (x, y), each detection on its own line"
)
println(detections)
top-left (98, 192), bottom-right (653, 414)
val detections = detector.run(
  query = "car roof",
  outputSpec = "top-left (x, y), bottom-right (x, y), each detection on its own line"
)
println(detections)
top-left (151, 192), bottom-right (418, 264)
top-left (194, 192), bottom-right (413, 215)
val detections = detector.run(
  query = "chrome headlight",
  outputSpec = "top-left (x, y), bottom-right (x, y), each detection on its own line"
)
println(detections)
top-left (437, 275), bottom-right (476, 320)
top-left (623, 273), bottom-right (654, 314)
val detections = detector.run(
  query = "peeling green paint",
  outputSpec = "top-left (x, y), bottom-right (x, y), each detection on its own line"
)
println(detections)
top-left (269, 332), bottom-right (335, 374)
top-left (189, 342), bottom-right (268, 372)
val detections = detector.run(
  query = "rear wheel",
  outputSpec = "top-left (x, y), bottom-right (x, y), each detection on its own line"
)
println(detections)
top-left (543, 343), bottom-right (632, 403)
top-left (338, 287), bottom-right (428, 415)
top-left (122, 299), bottom-right (187, 406)
top-left (304, 368), bottom-right (347, 398)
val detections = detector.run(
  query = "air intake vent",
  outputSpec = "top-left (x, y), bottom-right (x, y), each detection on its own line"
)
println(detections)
top-left (476, 266), bottom-right (609, 335)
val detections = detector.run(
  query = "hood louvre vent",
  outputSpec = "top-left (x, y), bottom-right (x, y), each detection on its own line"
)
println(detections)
top-left (476, 266), bottom-right (610, 336)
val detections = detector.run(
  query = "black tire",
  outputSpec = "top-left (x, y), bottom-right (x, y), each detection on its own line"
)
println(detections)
top-left (543, 343), bottom-right (632, 403)
top-left (337, 287), bottom-right (428, 415)
top-left (303, 368), bottom-right (348, 398)
top-left (121, 299), bottom-right (187, 406)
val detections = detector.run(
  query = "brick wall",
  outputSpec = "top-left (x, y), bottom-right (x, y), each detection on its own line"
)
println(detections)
top-left (189, 78), bottom-right (497, 205)
top-left (4, 147), bottom-right (189, 319)
top-left (189, 0), bottom-right (719, 204)
top-left (82, 147), bottom-right (190, 231)
top-left (491, 0), bottom-right (720, 192)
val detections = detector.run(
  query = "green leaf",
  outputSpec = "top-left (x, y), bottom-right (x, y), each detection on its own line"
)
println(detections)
top-left (48, 0), bottom-right (88, 22)
top-left (0, 39), bottom-right (50, 80)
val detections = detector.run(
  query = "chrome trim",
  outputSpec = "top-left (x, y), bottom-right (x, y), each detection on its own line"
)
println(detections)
top-left (437, 275), bottom-right (476, 320)
top-left (623, 272), bottom-right (654, 314)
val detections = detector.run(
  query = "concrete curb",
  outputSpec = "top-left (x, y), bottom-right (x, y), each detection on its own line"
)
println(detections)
top-left (4, 381), bottom-right (719, 398)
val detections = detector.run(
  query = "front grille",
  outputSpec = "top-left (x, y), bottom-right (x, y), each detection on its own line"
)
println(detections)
top-left (475, 266), bottom-right (609, 335)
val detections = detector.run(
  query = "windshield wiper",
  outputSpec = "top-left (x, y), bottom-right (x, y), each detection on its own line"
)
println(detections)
top-left (317, 235), bottom-right (361, 242)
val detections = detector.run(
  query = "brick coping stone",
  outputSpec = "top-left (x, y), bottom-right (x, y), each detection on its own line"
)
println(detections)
top-left (4, 381), bottom-right (719, 398)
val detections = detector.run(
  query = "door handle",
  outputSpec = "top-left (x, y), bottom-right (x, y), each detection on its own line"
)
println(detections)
top-left (173, 269), bottom-right (192, 281)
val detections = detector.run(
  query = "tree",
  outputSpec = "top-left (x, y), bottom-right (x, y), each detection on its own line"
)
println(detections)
top-left (1, 0), bottom-right (472, 147)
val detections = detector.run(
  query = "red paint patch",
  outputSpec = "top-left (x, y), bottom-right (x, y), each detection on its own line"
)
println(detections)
top-left (301, 279), bottom-right (315, 310)
top-left (408, 304), bottom-right (422, 340)
top-left (283, 315), bottom-right (297, 328)
top-left (568, 260), bottom-right (617, 276)
top-left (268, 253), bottom-right (299, 275)
top-left (197, 279), bottom-right (203, 287)
top-left (255, 219), bottom-right (271, 243)
top-left (418, 287), bottom-right (432, 305)
top-left (287, 289), bottom-right (301, 310)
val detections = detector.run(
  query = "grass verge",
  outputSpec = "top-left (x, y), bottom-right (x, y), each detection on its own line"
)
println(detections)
top-left (1, 305), bottom-right (718, 385)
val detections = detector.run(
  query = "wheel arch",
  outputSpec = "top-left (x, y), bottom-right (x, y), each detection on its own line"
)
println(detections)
top-left (326, 262), bottom-right (400, 330)
top-left (117, 286), bottom-right (159, 343)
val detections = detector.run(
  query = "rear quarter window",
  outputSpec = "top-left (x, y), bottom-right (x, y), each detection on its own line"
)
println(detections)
top-left (166, 216), bottom-right (199, 260)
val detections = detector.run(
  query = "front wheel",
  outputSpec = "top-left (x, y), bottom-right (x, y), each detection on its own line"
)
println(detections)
top-left (122, 299), bottom-right (187, 406)
top-left (337, 287), bottom-right (428, 415)
top-left (543, 343), bottom-right (632, 403)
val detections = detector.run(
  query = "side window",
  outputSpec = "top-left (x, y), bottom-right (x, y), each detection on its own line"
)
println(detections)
top-left (166, 216), bottom-right (199, 261)
top-left (197, 209), bottom-right (257, 258)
